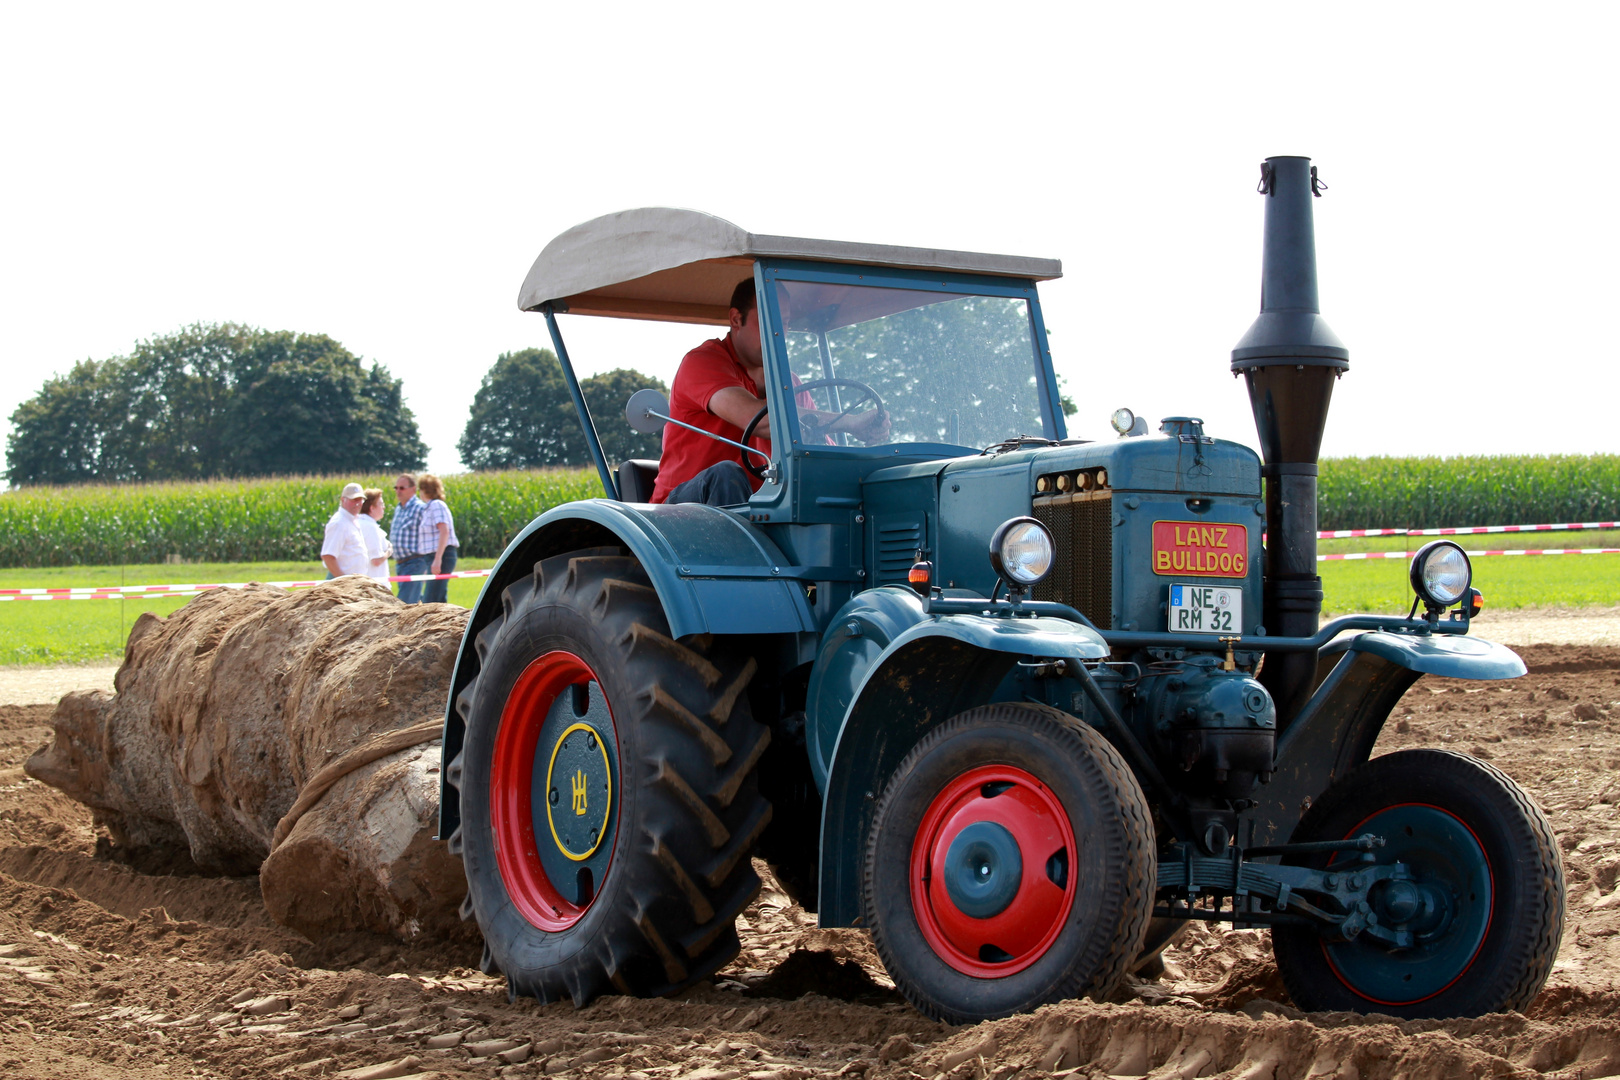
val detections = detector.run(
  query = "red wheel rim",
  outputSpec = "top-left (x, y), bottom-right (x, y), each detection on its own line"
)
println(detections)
top-left (491, 650), bottom-right (617, 931)
top-left (911, 765), bottom-right (1077, 977)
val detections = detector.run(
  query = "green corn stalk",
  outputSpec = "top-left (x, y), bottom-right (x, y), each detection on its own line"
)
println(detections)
top-left (0, 469), bottom-right (601, 568)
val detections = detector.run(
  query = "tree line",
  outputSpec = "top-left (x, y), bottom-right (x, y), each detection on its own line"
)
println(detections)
top-left (4, 326), bottom-right (665, 485)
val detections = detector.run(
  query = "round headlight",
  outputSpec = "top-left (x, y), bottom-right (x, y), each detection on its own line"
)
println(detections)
top-left (1110, 407), bottom-right (1136, 435)
top-left (1410, 540), bottom-right (1472, 608)
top-left (989, 517), bottom-right (1055, 587)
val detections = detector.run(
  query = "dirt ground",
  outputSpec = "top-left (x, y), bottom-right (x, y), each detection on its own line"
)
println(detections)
top-left (2, 639), bottom-right (1619, 1078)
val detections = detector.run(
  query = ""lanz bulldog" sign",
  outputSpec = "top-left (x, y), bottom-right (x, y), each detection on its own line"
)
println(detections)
top-left (1151, 521), bottom-right (1249, 578)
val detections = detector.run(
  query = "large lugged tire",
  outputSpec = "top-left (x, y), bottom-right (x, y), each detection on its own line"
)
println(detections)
top-left (1272, 748), bottom-right (1565, 1018)
top-left (863, 703), bottom-right (1155, 1023)
top-left (446, 549), bottom-right (772, 1005)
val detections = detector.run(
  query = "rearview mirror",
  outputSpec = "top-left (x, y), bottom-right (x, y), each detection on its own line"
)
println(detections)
top-left (625, 389), bottom-right (669, 435)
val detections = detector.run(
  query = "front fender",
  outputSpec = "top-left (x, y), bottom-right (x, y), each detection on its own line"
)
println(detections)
top-left (811, 592), bottom-right (1109, 926)
top-left (438, 498), bottom-right (815, 839)
top-left (1251, 631), bottom-right (1525, 848)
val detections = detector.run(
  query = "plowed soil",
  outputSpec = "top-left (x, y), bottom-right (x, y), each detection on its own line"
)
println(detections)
top-left (2, 642), bottom-right (1619, 1079)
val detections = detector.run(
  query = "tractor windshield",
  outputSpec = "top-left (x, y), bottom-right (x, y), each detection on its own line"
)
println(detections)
top-left (772, 278), bottom-right (1051, 450)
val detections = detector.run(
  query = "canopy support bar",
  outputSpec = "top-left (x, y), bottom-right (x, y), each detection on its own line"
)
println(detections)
top-left (543, 303), bottom-right (619, 501)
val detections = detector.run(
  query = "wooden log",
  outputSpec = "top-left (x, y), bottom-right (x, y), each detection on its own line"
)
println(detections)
top-left (25, 576), bottom-right (474, 942)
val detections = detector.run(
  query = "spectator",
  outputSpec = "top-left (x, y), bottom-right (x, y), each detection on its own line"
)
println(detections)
top-left (417, 473), bottom-right (460, 605)
top-left (390, 473), bottom-right (432, 603)
top-left (320, 482), bottom-right (370, 578)
top-left (357, 487), bottom-right (393, 585)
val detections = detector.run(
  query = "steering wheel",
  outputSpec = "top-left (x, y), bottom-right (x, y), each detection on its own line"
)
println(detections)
top-left (792, 378), bottom-right (887, 445)
top-left (738, 378), bottom-right (888, 479)
top-left (740, 406), bottom-right (773, 478)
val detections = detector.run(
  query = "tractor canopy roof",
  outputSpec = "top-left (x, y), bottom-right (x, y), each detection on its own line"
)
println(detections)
top-left (518, 208), bottom-right (1062, 325)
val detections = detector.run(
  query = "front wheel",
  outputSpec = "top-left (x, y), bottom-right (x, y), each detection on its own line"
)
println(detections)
top-left (447, 549), bottom-right (772, 1005)
top-left (1272, 749), bottom-right (1564, 1018)
top-left (863, 703), bottom-right (1155, 1023)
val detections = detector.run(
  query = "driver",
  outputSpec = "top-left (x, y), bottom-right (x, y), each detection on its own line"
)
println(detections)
top-left (651, 278), bottom-right (889, 504)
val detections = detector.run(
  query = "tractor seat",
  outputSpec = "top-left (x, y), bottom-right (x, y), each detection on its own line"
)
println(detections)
top-left (618, 459), bottom-right (660, 503)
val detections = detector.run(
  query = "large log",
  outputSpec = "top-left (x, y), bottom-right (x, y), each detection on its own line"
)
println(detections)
top-left (25, 576), bottom-right (475, 942)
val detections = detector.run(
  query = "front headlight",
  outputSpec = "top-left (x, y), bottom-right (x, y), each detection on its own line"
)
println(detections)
top-left (1410, 540), bottom-right (1472, 609)
top-left (989, 517), bottom-right (1055, 588)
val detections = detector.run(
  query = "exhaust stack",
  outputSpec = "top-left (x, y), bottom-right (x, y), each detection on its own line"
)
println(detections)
top-left (1232, 156), bottom-right (1349, 724)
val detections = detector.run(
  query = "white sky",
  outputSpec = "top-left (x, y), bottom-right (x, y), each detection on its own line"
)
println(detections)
top-left (2, 4), bottom-right (1614, 477)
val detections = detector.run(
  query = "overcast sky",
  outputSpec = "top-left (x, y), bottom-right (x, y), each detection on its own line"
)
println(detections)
top-left (2, 4), bottom-right (1613, 478)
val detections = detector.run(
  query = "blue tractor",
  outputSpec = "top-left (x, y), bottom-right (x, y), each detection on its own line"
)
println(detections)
top-left (441, 157), bottom-right (1563, 1023)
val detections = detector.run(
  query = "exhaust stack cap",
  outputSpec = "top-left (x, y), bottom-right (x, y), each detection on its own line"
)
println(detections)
top-left (1231, 155), bottom-right (1350, 372)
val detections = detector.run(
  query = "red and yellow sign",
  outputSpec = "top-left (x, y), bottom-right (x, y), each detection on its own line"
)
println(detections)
top-left (1152, 521), bottom-right (1249, 578)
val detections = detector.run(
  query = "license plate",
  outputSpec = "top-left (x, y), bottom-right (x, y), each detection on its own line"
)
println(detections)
top-left (1169, 583), bottom-right (1242, 634)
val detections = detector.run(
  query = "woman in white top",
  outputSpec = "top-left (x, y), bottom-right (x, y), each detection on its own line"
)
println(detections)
top-left (358, 488), bottom-right (394, 586)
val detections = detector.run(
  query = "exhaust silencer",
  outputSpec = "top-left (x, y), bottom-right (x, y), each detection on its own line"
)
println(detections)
top-left (1232, 156), bottom-right (1349, 725)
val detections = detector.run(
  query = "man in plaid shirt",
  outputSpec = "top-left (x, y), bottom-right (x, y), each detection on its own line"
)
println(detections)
top-left (389, 473), bottom-right (435, 603)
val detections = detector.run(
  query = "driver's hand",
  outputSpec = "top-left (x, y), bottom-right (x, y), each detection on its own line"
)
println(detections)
top-left (850, 407), bottom-right (891, 444)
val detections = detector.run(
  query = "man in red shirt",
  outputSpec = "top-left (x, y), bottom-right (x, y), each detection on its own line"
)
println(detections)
top-left (651, 279), bottom-right (888, 504)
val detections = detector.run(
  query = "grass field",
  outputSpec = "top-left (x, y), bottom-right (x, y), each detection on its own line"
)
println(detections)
top-left (1317, 529), bottom-right (1620, 614)
top-left (4, 540), bottom-right (1617, 666)
top-left (0, 559), bottom-right (495, 666)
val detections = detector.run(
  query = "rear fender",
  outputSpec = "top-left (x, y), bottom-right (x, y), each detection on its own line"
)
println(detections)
top-left (1251, 631), bottom-right (1526, 848)
top-left (813, 596), bottom-right (1109, 927)
top-left (438, 499), bottom-right (815, 839)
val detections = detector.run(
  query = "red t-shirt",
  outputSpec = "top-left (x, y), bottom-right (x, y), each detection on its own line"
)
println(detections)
top-left (650, 334), bottom-right (766, 503)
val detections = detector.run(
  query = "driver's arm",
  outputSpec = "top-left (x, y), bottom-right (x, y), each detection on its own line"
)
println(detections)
top-left (709, 386), bottom-right (770, 450)
top-left (712, 386), bottom-right (890, 446)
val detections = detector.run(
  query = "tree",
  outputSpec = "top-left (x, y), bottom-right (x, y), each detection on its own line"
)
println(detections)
top-left (458, 349), bottom-right (665, 470)
top-left (4, 359), bottom-right (143, 484)
top-left (3, 324), bottom-right (426, 485)
top-left (583, 367), bottom-right (668, 465)
top-left (228, 331), bottom-right (428, 476)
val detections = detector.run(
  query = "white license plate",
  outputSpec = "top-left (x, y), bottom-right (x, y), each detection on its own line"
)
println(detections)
top-left (1168, 583), bottom-right (1242, 634)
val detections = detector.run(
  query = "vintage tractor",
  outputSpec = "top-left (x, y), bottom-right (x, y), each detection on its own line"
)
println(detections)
top-left (440, 157), bottom-right (1564, 1023)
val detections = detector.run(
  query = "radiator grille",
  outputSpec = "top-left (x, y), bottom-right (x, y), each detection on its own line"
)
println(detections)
top-left (1031, 492), bottom-right (1112, 628)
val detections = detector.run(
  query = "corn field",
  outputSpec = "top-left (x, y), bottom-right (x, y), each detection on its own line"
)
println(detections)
top-left (0, 469), bottom-right (603, 568)
top-left (1, 456), bottom-right (1615, 569)
top-left (1317, 455), bottom-right (1620, 532)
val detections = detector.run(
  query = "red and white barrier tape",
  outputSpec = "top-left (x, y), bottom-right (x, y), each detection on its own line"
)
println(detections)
top-left (5, 527), bottom-right (1619, 603)
top-left (1320, 548), bottom-right (1620, 562)
top-left (0, 569), bottom-right (492, 602)
top-left (1319, 520), bottom-right (1619, 539)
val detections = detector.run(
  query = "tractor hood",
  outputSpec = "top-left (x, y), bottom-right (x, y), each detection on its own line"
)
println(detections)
top-left (862, 430), bottom-right (1261, 497)
top-left (943, 431), bottom-right (1260, 496)
top-left (862, 430), bottom-right (1264, 628)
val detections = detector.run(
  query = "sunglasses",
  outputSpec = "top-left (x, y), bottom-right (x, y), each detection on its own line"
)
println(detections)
top-left (393, 484), bottom-right (412, 490)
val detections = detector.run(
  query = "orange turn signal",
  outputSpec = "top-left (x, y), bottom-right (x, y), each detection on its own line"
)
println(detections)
top-left (908, 560), bottom-right (933, 596)
top-left (1468, 590), bottom-right (1485, 617)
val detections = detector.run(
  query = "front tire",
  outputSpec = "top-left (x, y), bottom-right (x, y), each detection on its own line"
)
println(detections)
top-left (1272, 749), bottom-right (1564, 1018)
top-left (863, 703), bottom-right (1155, 1023)
top-left (447, 549), bottom-right (772, 1005)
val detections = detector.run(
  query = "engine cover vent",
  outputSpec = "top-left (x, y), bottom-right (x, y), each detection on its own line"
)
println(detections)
top-left (874, 518), bottom-right (924, 585)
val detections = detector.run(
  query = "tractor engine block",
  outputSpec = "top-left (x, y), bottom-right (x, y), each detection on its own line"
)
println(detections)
top-left (1137, 657), bottom-right (1276, 798)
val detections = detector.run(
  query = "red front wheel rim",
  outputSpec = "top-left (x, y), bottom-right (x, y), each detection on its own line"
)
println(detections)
top-left (491, 650), bottom-right (619, 932)
top-left (911, 764), bottom-right (1078, 977)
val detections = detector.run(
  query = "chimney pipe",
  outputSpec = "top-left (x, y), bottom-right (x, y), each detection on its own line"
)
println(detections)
top-left (1232, 156), bottom-right (1349, 725)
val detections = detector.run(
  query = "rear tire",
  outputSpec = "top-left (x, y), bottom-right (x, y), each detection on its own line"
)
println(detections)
top-left (446, 550), bottom-right (772, 1005)
top-left (1272, 749), bottom-right (1564, 1018)
top-left (863, 703), bottom-right (1155, 1023)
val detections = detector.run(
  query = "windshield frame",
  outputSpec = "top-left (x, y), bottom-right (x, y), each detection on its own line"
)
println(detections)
top-left (755, 259), bottom-right (1065, 459)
